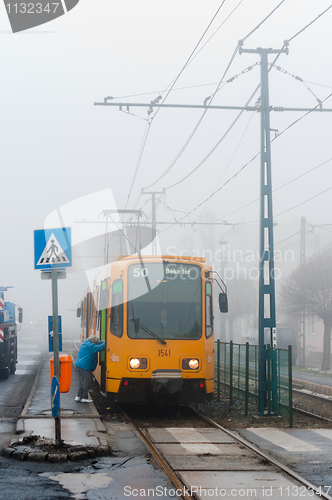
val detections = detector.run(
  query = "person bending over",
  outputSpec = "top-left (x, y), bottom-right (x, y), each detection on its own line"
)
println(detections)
top-left (75, 334), bottom-right (105, 403)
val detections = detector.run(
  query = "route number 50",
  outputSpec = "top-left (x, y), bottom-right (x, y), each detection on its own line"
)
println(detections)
top-left (133, 268), bottom-right (149, 278)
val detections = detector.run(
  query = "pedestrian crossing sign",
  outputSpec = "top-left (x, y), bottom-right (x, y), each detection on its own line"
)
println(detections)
top-left (34, 227), bottom-right (72, 269)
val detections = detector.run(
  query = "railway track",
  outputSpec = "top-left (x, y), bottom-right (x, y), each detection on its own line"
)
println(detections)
top-left (292, 385), bottom-right (332, 424)
top-left (117, 403), bottom-right (331, 500)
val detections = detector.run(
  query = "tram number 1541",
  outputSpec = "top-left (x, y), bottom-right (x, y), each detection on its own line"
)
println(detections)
top-left (158, 349), bottom-right (171, 357)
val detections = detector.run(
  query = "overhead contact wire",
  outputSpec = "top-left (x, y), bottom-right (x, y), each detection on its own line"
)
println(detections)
top-left (144, 1), bottom-right (287, 191)
top-left (125, 1), bottom-right (228, 204)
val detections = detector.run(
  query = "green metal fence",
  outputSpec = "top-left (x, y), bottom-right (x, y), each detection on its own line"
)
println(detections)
top-left (215, 340), bottom-right (293, 427)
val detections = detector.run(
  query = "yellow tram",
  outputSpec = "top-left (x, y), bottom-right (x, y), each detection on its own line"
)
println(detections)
top-left (78, 255), bottom-right (227, 405)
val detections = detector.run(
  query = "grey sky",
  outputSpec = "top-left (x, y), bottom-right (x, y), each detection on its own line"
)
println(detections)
top-left (0, 0), bottom-right (331, 326)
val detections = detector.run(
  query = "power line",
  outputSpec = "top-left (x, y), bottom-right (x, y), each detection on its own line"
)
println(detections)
top-left (124, 120), bottom-right (152, 209)
top-left (183, 0), bottom-right (245, 65)
top-left (288, 4), bottom-right (332, 43)
top-left (143, 53), bottom-right (240, 189)
top-left (173, 112), bottom-right (256, 249)
top-left (152, 0), bottom-right (228, 118)
top-left (193, 156), bottom-right (332, 240)
top-left (161, 6), bottom-right (332, 193)
top-left (124, 1), bottom-right (228, 206)
top-left (160, 49), bottom-right (288, 191)
top-left (241, 0), bottom-right (286, 43)
top-left (233, 184), bottom-right (332, 226)
top-left (163, 88), bottom-right (260, 190)
top-left (164, 89), bottom-right (332, 229)
top-left (144, 1), bottom-right (289, 190)
top-left (156, 95), bottom-right (332, 239)
top-left (275, 186), bottom-right (332, 218)
top-left (107, 82), bottom-right (229, 100)
top-left (106, 4), bottom-right (332, 227)
top-left (275, 231), bottom-right (300, 247)
top-left (273, 92), bottom-right (332, 140)
top-left (273, 65), bottom-right (323, 108)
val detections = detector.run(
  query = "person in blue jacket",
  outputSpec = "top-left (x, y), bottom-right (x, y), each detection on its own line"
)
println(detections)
top-left (75, 334), bottom-right (105, 403)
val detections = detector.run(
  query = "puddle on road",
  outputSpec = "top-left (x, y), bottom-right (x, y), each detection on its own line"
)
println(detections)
top-left (49, 472), bottom-right (112, 499)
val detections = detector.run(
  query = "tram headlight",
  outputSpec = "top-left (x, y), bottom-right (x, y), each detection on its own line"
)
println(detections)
top-left (189, 359), bottom-right (199, 370)
top-left (129, 357), bottom-right (148, 370)
top-left (182, 358), bottom-right (200, 370)
top-left (130, 358), bottom-right (141, 369)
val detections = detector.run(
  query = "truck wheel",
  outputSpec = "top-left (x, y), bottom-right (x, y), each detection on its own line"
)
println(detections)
top-left (10, 358), bottom-right (16, 374)
top-left (10, 340), bottom-right (17, 374)
top-left (1, 366), bottom-right (10, 380)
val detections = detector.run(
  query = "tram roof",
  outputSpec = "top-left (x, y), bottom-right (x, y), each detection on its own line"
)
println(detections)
top-left (117, 255), bottom-right (206, 263)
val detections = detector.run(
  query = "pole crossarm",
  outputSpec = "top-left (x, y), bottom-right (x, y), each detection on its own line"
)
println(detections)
top-left (101, 209), bottom-right (144, 217)
top-left (94, 101), bottom-right (332, 113)
top-left (74, 220), bottom-right (234, 226)
top-left (124, 221), bottom-right (235, 226)
top-left (94, 101), bottom-right (258, 111)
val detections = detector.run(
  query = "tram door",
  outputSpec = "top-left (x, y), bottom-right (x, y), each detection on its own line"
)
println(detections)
top-left (99, 280), bottom-right (109, 392)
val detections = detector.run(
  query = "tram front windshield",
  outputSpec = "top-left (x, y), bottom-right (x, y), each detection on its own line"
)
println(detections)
top-left (127, 262), bottom-right (202, 340)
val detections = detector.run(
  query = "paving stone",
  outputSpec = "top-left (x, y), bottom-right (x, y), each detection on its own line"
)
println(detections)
top-left (2, 447), bottom-right (15, 457)
top-left (68, 450), bottom-right (89, 461)
top-left (26, 452), bottom-right (48, 462)
top-left (47, 453), bottom-right (68, 463)
top-left (11, 449), bottom-right (28, 460)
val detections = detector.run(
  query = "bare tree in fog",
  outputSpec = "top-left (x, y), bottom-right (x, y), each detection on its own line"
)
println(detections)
top-left (280, 248), bottom-right (332, 371)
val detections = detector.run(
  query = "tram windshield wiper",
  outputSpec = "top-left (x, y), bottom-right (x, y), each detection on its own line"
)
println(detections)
top-left (130, 318), bottom-right (166, 345)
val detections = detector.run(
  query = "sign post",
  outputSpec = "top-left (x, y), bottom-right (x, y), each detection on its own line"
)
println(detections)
top-left (52, 266), bottom-right (61, 446)
top-left (34, 227), bottom-right (71, 448)
top-left (48, 315), bottom-right (62, 352)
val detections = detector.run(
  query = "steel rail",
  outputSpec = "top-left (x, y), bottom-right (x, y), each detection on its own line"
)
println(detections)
top-left (292, 387), bottom-right (332, 423)
top-left (293, 405), bottom-right (332, 424)
top-left (117, 404), bottom-right (194, 500)
top-left (192, 408), bottom-right (332, 500)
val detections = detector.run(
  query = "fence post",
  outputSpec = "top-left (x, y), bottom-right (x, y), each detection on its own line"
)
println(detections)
top-left (288, 345), bottom-right (293, 428)
top-left (267, 344), bottom-right (271, 415)
top-left (230, 340), bottom-right (233, 406)
top-left (217, 339), bottom-right (220, 402)
top-left (245, 342), bottom-right (249, 415)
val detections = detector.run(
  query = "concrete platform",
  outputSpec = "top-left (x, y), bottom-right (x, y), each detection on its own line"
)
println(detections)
top-left (21, 360), bottom-right (99, 418)
top-left (15, 418), bottom-right (106, 447)
top-left (8, 355), bottom-right (110, 456)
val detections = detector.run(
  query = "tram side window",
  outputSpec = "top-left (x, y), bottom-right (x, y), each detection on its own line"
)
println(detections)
top-left (85, 295), bottom-right (90, 338)
top-left (81, 300), bottom-right (84, 328)
top-left (110, 281), bottom-right (123, 338)
top-left (205, 282), bottom-right (213, 339)
top-left (89, 292), bottom-right (94, 329)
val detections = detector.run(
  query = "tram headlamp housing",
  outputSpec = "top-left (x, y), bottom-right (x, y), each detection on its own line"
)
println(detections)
top-left (129, 357), bottom-right (148, 370)
top-left (182, 358), bottom-right (200, 370)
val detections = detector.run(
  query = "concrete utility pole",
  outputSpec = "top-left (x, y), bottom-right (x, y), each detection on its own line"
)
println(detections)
top-left (299, 216), bottom-right (306, 367)
top-left (239, 43), bottom-right (288, 415)
top-left (94, 41), bottom-right (332, 416)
